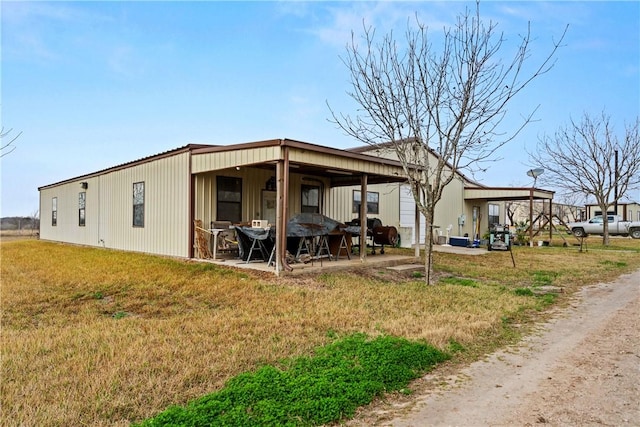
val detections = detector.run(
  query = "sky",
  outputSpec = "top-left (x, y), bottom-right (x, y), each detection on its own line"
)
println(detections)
top-left (1, 1), bottom-right (639, 217)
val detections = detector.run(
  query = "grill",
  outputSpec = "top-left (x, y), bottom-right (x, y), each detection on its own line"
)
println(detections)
top-left (345, 218), bottom-right (398, 254)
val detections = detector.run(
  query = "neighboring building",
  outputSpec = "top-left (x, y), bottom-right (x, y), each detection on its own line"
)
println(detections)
top-left (505, 200), bottom-right (582, 228)
top-left (584, 202), bottom-right (640, 222)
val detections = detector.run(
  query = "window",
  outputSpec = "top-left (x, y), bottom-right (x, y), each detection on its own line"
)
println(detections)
top-left (133, 182), bottom-right (145, 227)
top-left (488, 204), bottom-right (500, 226)
top-left (52, 197), bottom-right (57, 226)
top-left (301, 185), bottom-right (320, 213)
top-left (78, 192), bottom-right (86, 227)
top-left (352, 190), bottom-right (379, 214)
top-left (217, 176), bottom-right (242, 222)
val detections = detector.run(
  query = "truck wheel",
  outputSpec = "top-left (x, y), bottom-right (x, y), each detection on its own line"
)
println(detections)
top-left (572, 228), bottom-right (586, 238)
top-left (630, 228), bottom-right (640, 239)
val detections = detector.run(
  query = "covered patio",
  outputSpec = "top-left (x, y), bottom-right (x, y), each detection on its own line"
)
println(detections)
top-left (189, 139), bottom-right (419, 275)
top-left (463, 186), bottom-right (556, 243)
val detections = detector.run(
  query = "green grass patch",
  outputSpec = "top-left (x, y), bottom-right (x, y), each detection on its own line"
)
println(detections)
top-left (538, 293), bottom-right (557, 306)
top-left (439, 277), bottom-right (478, 287)
top-left (514, 287), bottom-right (534, 296)
top-left (600, 260), bottom-right (627, 268)
top-left (531, 271), bottom-right (556, 287)
top-left (136, 334), bottom-right (450, 427)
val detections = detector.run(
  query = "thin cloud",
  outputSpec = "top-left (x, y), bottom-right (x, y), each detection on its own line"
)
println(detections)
top-left (2, 2), bottom-right (114, 63)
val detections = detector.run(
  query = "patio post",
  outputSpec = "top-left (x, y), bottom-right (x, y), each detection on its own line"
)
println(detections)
top-left (278, 144), bottom-right (293, 272)
top-left (529, 188), bottom-right (534, 246)
top-left (414, 191), bottom-right (420, 258)
top-left (360, 174), bottom-right (367, 262)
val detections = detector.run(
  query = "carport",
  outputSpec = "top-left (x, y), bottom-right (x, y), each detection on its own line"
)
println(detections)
top-left (464, 186), bottom-right (555, 244)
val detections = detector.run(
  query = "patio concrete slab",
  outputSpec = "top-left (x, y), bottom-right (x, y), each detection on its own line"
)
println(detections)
top-left (432, 245), bottom-right (488, 256)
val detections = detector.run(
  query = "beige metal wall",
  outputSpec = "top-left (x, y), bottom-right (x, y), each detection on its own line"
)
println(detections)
top-left (39, 152), bottom-right (191, 257)
top-left (327, 183), bottom-right (401, 227)
top-left (39, 178), bottom-right (100, 246)
top-left (193, 167), bottom-right (332, 226)
top-left (191, 146), bottom-right (280, 173)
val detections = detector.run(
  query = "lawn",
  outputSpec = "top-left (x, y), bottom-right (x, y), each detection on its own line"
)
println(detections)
top-left (2, 238), bottom-right (639, 426)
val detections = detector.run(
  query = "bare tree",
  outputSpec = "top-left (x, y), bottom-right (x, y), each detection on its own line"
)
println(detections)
top-left (330, 2), bottom-right (566, 284)
top-left (1, 127), bottom-right (22, 157)
top-left (529, 111), bottom-right (640, 245)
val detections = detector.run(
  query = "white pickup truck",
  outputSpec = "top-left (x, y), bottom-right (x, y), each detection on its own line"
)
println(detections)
top-left (568, 215), bottom-right (640, 239)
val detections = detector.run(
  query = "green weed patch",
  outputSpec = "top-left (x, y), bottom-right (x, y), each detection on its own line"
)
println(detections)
top-left (600, 260), bottom-right (627, 268)
top-left (137, 334), bottom-right (450, 427)
top-left (439, 277), bottom-right (478, 287)
top-left (531, 271), bottom-right (557, 287)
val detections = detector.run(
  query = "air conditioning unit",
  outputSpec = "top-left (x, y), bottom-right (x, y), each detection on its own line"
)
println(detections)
top-left (251, 220), bottom-right (269, 229)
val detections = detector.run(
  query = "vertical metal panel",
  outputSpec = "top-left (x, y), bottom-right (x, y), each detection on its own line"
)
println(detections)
top-left (192, 167), bottom-right (333, 226)
top-left (191, 146), bottom-right (280, 173)
top-left (39, 152), bottom-right (191, 257)
top-left (39, 179), bottom-right (99, 245)
top-left (329, 183), bottom-right (400, 227)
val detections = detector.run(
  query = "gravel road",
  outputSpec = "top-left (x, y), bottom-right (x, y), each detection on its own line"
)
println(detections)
top-left (353, 269), bottom-right (640, 427)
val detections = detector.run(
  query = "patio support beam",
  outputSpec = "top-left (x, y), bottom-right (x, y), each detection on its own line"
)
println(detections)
top-left (529, 188), bottom-right (534, 246)
top-left (278, 144), bottom-right (293, 273)
top-left (360, 174), bottom-right (368, 262)
top-left (414, 191), bottom-right (420, 258)
top-left (549, 198), bottom-right (553, 241)
top-left (276, 160), bottom-right (283, 275)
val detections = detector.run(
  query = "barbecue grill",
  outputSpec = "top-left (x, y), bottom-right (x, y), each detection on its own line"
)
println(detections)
top-left (345, 218), bottom-right (398, 254)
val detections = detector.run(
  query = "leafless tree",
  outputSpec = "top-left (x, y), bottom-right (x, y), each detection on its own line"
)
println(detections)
top-left (529, 111), bottom-right (640, 245)
top-left (330, 2), bottom-right (566, 284)
top-left (1, 127), bottom-right (22, 157)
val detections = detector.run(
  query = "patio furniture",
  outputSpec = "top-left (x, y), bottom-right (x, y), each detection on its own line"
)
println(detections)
top-left (209, 221), bottom-right (239, 259)
top-left (193, 219), bottom-right (213, 259)
top-left (235, 226), bottom-right (274, 263)
top-left (286, 213), bottom-right (341, 263)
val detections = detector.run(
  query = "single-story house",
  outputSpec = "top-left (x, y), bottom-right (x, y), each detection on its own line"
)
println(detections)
top-left (38, 138), bottom-right (555, 273)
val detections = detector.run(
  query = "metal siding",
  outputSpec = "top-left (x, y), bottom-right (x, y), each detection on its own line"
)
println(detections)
top-left (398, 178), bottom-right (468, 245)
top-left (39, 180), bottom-right (99, 245)
top-left (328, 183), bottom-right (400, 227)
top-left (326, 187), bottom-right (352, 222)
top-left (96, 152), bottom-right (191, 257)
top-left (192, 167), bottom-right (332, 226)
top-left (399, 185), bottom-right (425, 246)
top-left (288, 149), bottom-right (404, 177)
top-left (191, 147), bottom-right (280, 173)
top-left (434, 178), bottom-right (466, 236)
top-left (39, 152), bottom-right (191, 257)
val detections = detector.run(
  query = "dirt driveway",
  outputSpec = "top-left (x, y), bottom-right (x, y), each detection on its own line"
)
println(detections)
top-left (351, 269), bottom-right (640, 426)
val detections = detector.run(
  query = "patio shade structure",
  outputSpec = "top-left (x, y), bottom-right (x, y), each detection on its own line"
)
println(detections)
top-left (190, 139), bottom-right (410, 274)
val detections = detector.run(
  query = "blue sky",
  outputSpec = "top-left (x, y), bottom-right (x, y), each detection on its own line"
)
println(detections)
top-left (1, 1), bottom-right (639, 217)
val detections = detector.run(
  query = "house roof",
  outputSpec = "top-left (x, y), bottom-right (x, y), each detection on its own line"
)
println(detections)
top-left (463, 186), bottom-right (554, 201)
top-left (38, 144), bottom-right (211, 190)
top-left (39, 139), bottom-right (411, 191)
top-left (347, 139), bottom-right (483, 187)
top-left (190, 138), bottom-right (409, 187)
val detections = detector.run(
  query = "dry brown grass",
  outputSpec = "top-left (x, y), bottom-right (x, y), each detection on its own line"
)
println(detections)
top-left (2, 238), bottom-right (639, 426)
